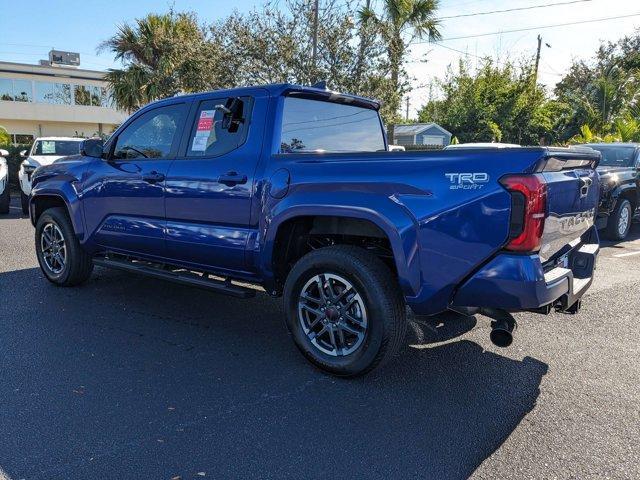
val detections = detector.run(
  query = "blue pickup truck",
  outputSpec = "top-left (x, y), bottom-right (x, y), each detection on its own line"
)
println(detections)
top-left (29, 84), bottom-right (600, 376)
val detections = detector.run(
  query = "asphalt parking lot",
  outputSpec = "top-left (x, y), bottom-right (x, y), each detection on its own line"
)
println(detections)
top-left (0, 195), bottom-right (639, 480)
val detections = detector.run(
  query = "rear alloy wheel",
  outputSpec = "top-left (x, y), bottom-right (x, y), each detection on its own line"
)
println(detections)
top-left (606, 198), bottom-right (632, 241)
top-left (298, 273), bottom-right (368, 357)
top-left (284, 245), bottom-right (406, 377)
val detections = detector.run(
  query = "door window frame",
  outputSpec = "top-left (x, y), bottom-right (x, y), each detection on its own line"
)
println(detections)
top-left (105, 100), bottom-right (191, 161)
top-left (176, 95), bottom-right (254, 159)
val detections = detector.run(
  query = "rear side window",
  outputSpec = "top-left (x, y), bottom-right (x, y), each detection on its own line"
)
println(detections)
top-left (113, 103), bottom-right (186, 160)
top-left (280, 97), bottom-right (385, 153)
top-left (186, 97), bottom-right (253, 157)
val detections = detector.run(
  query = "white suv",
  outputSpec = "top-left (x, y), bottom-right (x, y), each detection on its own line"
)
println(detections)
top-left (19, 137), bottom-right (84, 214)
top-left (0, 148), bottom-right (9, 214)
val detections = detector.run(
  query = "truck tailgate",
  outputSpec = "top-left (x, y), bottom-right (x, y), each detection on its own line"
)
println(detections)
top-left (538, 149), bottom-right (600, 263)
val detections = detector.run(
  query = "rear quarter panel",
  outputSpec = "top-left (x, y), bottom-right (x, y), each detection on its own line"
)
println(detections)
top-left (258, 149), bottom-right (546, 314)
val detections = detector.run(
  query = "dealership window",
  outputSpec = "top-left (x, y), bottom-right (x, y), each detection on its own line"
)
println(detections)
top-left (36, 82), bottom-right (73, 105)
top-left (90, 86), bottom-right (101, 106)
top-left (0, 78), bottom-right (13, 101)
top-left (0, 78), bottom-right (33, 102)
top-left (74, 84), bottom-right (91, 106)
top-left (13, 134), bottom-right (34, 145)
top-left (13, 79), bottom-right (32, 102)
top-left (36, 82), bottom-right (54, 103)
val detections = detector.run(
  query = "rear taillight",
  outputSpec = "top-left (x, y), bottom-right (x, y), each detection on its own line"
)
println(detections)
top-left (500, 174), bottom-right (547, 252)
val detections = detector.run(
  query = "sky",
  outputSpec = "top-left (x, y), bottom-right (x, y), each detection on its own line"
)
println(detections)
top-left (0, 0), bottom-right (639, 116)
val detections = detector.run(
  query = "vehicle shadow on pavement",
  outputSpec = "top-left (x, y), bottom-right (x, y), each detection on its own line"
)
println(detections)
top-left (0, 267), bottom-right (548, 480)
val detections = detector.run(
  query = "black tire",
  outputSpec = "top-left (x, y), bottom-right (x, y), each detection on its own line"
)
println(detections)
top-left (605, 198), bottom-right (632, 241)
top-left (35, 207), bottom-right (93, 286)
top-left (0, 185), bottom-right (9, 214)
top-left (20, 191), bottom-right (29, 215)
top-left (284, 245), bottom-right (407, 377)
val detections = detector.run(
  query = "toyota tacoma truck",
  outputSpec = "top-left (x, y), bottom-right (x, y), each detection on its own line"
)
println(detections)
top-left (578, 143), bottom-right (639, 240)
top-left (28, 84), bottom-right (600, 376)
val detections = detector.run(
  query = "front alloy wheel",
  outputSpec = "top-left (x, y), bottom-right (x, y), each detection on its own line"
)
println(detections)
top-left (40, 222), bottom-right (67, 274)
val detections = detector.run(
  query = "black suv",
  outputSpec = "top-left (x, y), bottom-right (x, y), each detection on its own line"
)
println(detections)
top-left (581, 143), bottom-right (640, 240)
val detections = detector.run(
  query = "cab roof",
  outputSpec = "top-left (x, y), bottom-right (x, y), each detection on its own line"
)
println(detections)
top-left (147, 83), bottom-right (381, 111)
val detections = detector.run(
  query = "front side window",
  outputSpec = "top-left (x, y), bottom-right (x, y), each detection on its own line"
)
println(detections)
top-left (113, 104), bottom-right (186, 160)
top-left (280, 97), bottom-right (385, 153)
top-left (32, 140), bottom-right (81, 156)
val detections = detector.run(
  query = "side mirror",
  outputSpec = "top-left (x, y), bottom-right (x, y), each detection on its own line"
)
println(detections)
top-left (81, 138), bottom-right (104, 158)
top-left (19, 150), bottom-right (28, 158)
top-left (0, 149), bottom-right (8, 157)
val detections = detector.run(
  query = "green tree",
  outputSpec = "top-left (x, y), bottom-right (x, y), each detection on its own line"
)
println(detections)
top-left (208, 0), bottom-right (395, 122)
top-left (360, 0), bottom-right (441, 140)
top-left (418, 59), bottom-right (560, 145)
top-left (99, 11), bottom-right (222, 112)
top-left (555, 30), bottom-right (640, 140)
top-left (0, 126), bottom-right (10, 145)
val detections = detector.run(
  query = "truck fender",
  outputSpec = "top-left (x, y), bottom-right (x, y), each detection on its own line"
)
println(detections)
top-left (259, 191), bottom-right (422, 296)
top-left (30, 183), bottom-right (85, 241)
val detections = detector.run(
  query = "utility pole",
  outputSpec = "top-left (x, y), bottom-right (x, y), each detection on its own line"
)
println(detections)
top-left (405, 97), bottom-right (410, 122)
top-left (312, 0), bottom-right (319, 82)
top-left (533, 34), bottom-right (542, 84)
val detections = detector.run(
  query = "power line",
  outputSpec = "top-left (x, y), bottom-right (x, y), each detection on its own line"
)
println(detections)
top-left (438, 0), bottom-right (593, 20)
top-left (412, 12), bottom-right (640, 44)
top-left (431, 42), bottom-right (487, 59)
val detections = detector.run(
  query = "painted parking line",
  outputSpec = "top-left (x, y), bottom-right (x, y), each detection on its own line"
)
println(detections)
top-left (613, 250), bottom-right (640, 258)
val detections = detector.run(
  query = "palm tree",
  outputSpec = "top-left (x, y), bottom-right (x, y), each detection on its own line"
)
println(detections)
top-left (360, 0), bottom-right (441, 141)
top-left (99, 12), bottom-right (210, 112)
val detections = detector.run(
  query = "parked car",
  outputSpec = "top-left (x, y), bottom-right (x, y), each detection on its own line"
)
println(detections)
top-left (28, 84), bottom-right (600, 376)
top-left (19, 137), bottom-right (84, 214)
top-left (0, 149), bottom-right (9, 214)
top-left (388, 145), bottom-right (406, 152)
top-left (578, 143), bottom-right (640, 240)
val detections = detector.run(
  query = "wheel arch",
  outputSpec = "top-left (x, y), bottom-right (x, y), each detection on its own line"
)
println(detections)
top-left (260, 201), bottom-right (421, 297)
top-left (31, 191), bottom-right (85, 240)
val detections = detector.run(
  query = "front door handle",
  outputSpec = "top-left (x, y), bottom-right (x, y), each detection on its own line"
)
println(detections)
top-left (142, 171), bottom-right (165, 184)
top-left (218, 172), bottom-right (248, 186)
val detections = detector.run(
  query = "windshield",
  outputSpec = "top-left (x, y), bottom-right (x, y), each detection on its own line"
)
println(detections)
top-left (280, 97), bottom-right (385, 153)
top-left (587, 145), bottom-right (637, 167)
top-left (32, 140), bottom-right (81, 156)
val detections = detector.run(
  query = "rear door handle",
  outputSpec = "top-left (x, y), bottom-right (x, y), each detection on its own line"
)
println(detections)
top-left (218, 172), bottom-right (248, 186)
top-left (142, 171), bottom-right (165, 184)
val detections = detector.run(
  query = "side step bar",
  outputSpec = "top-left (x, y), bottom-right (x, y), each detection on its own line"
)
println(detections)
top-left (93, 256), bottom-right (256, 299)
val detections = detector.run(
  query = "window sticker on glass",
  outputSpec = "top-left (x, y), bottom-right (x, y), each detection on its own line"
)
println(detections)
top-left (192, 110), bottom-right (216, 152)
top-left (42, 141), bottom-right (56, 154)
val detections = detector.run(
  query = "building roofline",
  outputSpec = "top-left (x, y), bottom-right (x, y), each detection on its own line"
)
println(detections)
top-left (0, 60), bottom-right (107, 81)
top-left (394, 122), bottom-right (452, 137)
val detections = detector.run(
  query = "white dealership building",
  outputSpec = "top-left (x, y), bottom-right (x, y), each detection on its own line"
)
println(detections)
top-left (0, 52), bottom-right (127, 144)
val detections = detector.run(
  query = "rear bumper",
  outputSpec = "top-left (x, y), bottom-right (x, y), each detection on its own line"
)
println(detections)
top-left (450, 236), bottom-right (598, 312)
